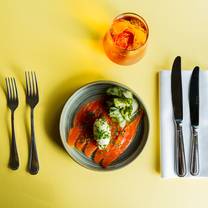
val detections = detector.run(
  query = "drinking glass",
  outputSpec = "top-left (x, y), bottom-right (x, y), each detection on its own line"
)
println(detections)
top-left (103, 12), bottom-right (149, 65)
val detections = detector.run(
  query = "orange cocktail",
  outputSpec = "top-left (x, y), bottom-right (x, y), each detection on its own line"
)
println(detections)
top-left (103, 13), bottom-right (149, 65)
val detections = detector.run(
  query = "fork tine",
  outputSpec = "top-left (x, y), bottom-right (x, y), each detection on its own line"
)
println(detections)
top-left (27, 71), bottom-right (32, 96)
top-left (25, 71), bottom-right (32, 96)
top-left (29, 71), bottom-right (34, 96)
top-left (34, 72), bottom-right (39, 97)
top-left (13, 78), bottom-right (18, 100)
top-left (31, 71), bottom-right (36, 96)
top-left (31, 71), bottom-right (37, 96)
top-left (25, 72), bottom-right (29, 96)
top-left (12, 78), bottom-right (16, 100)
top-left (11, 78), bottom-right (16, 100)
top-left (9, 78), bottom-right (14, 100)
top-left (7, 78), bottom-right (13, 100)
top-left (5, 78), bottom-right (11, 99)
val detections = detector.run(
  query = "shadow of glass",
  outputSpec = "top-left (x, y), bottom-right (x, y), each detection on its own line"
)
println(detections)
top-left (59, 0), bottom-right (116, 54)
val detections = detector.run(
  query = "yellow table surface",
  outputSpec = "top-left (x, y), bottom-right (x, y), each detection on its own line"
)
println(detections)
top-left (0, 0), bottom-right (208, 207)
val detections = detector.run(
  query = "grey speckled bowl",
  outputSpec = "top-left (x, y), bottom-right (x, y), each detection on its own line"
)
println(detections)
top-left (59, 81), bottom-right (149, 171)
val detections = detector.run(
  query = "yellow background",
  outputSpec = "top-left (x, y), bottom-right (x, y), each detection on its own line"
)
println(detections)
top-left (0, 0), bottom-right (208, 207)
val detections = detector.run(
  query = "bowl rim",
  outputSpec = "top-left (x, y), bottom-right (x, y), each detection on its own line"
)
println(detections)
top-left (59, 80), bottom-right (150, 171)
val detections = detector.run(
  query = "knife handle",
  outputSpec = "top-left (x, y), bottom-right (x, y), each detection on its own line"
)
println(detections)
top-left (175, 121), bottom-right (187, 177)
top-left (190, 126), bottom-right (199, 176)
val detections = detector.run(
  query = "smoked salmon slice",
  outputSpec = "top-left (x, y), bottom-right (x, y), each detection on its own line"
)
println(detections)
top-left (67, 127), bottom-right (81, 146)
top-left (84, 140), bottom-right (98, 158)
top-left (75, 137), bottom-right (87, 152)
top-left (101, 111), bottom-right (143, 168)
top-left (101, 152), bottom-right (119, 168)
top-left (73, 100), bottom-right (106, 128)
top-left (73, 103), bottom-right (90, 127)
top-left (94, 149), bottom-right (106, 164)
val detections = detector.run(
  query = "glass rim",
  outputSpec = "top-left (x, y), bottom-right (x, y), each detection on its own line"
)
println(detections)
top-left (109, 12), bottom-right (149, 52)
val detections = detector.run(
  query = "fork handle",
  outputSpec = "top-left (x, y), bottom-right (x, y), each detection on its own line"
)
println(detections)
top-left (10, 111), bottom-right (19, 170)
top-left (29, 109), bottom-right (39, 175)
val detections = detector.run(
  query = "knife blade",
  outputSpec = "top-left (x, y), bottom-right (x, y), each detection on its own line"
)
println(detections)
top-left (171, 56), bottom-right (187, 177)
top-left (171, 56), bottom-right (183, 121)
top-left (189, 66), bottom-right (200, 176)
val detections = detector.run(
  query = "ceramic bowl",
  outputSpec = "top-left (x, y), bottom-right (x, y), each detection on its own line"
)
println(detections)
top-left (59, 81), bottom-right (149, 171)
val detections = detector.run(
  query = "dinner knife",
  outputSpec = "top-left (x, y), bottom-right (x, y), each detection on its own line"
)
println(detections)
top-left (171, 56), bottom-right (187, 177)
top-left (189, 67), bottom-right (200, 176)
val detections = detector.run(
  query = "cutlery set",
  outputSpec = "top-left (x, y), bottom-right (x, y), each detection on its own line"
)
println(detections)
top-left (5, 72), bottom-right (39, 175)
top-left (171, 56), bottom-right (199, 177)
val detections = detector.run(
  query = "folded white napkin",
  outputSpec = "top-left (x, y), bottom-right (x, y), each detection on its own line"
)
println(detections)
top-left (160, 70), bottom-right (208, 178)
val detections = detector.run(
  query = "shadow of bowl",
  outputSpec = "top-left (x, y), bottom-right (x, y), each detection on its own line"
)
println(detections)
top-left (43, 72), bottom-right (106, 151)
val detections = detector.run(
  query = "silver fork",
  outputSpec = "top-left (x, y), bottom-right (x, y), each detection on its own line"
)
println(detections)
top-left (25, 71), bottom-right (39, 175)
top-left (5, 77), bottom-right (20, 170)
